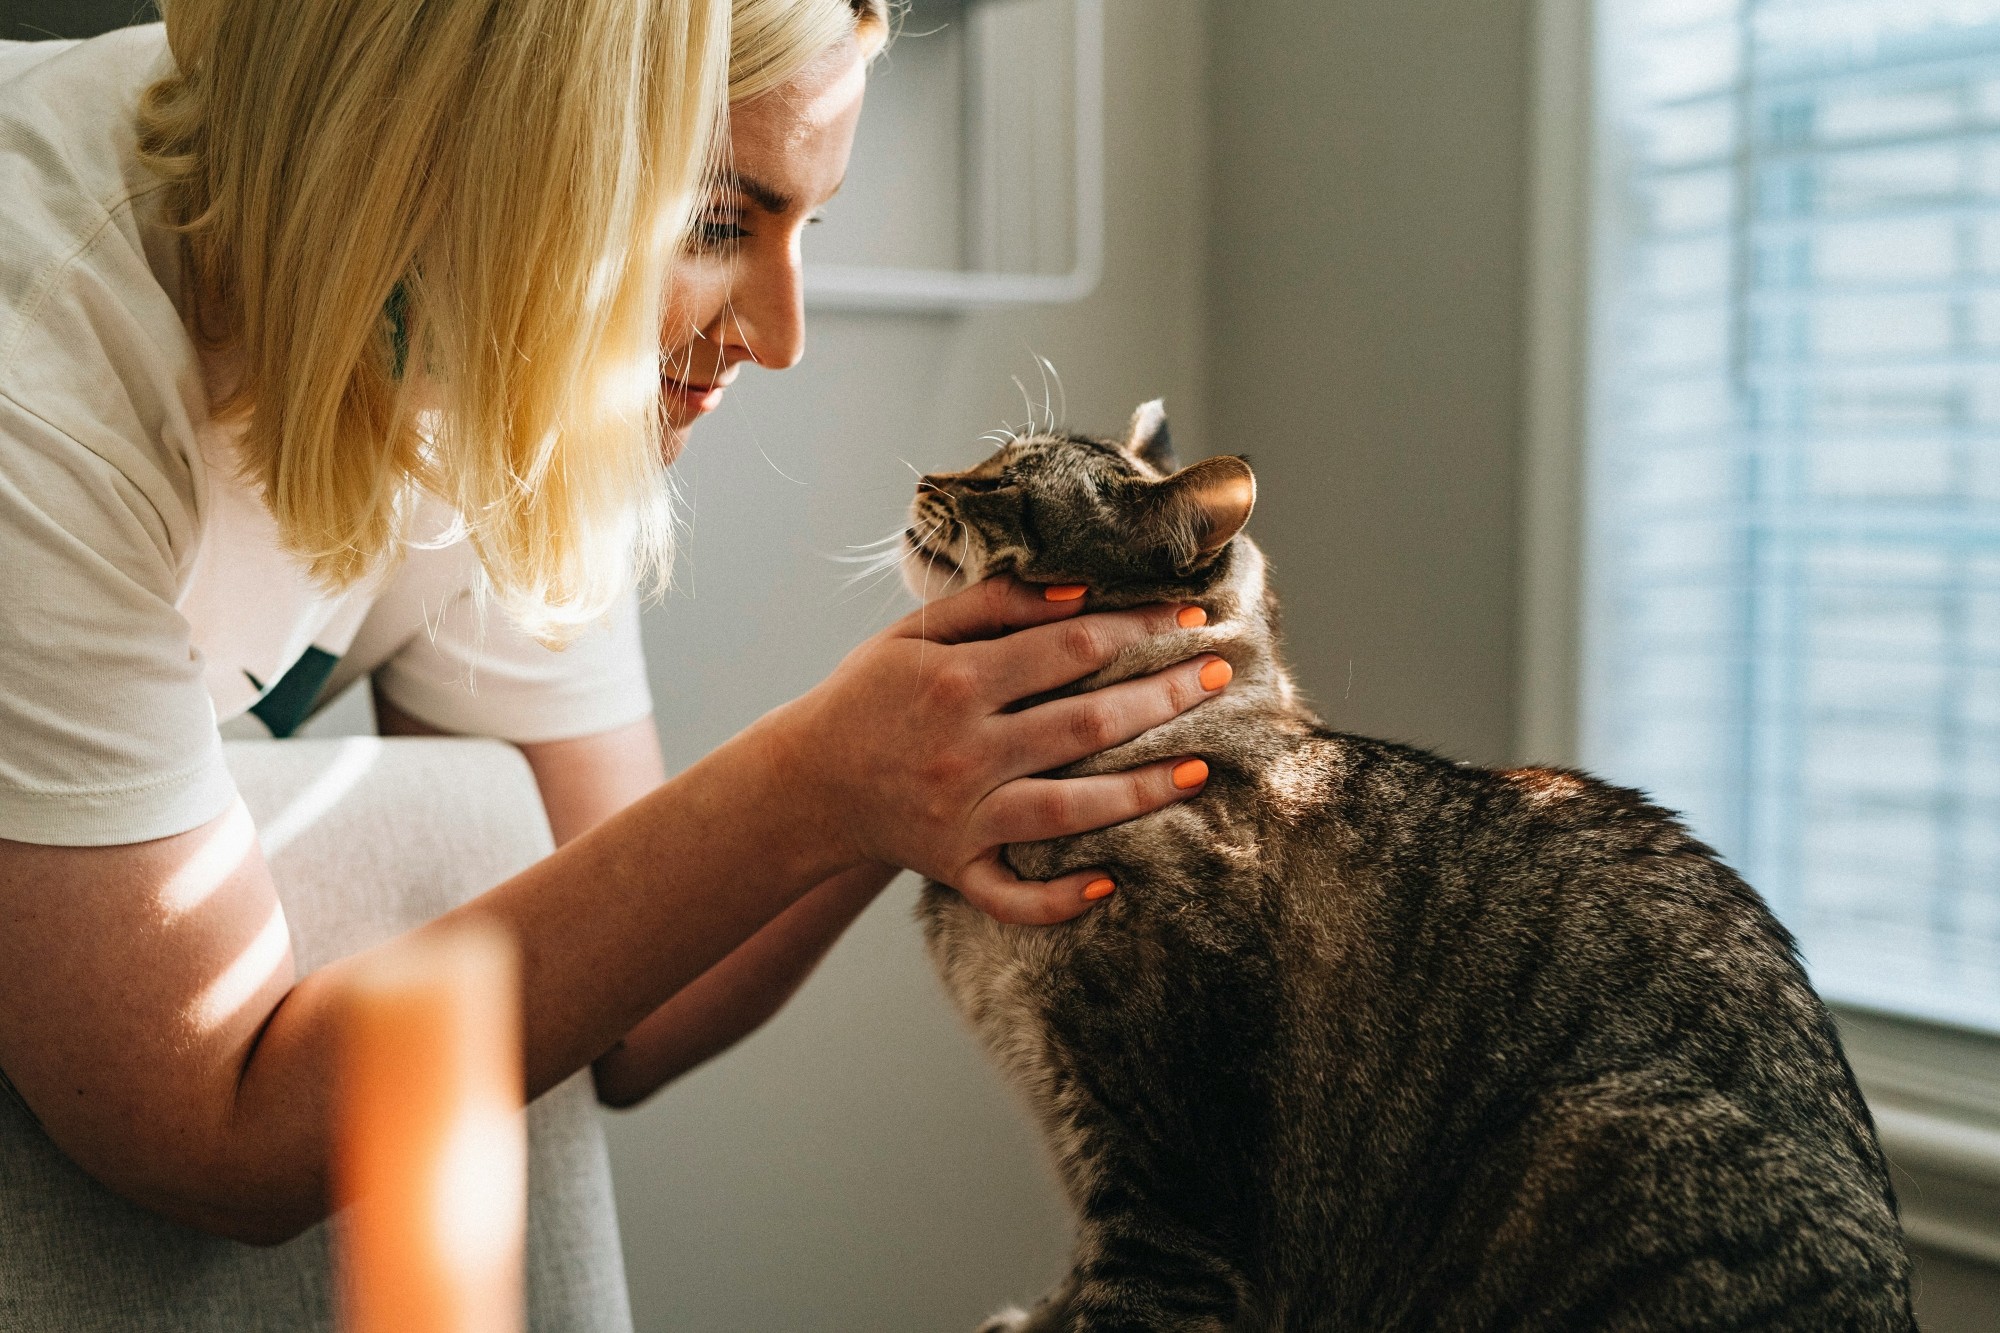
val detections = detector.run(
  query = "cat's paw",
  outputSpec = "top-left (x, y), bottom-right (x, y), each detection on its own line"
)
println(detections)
top-left (973, 1308), bottom-right (1030, 1333)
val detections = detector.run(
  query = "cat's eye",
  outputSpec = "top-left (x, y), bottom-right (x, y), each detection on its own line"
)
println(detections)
top-left (952, 475), bottom-right (1014, 494)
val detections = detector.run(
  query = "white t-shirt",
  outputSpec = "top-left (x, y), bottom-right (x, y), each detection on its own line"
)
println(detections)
top-left (0, 27), bottom-right (655, 847)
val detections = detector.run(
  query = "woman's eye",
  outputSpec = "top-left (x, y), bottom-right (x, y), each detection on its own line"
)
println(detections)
top-left (688, 218), bottom-right (748, 252)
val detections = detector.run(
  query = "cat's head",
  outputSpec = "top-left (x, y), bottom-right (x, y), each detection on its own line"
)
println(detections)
top-left (901, 400), bottom-right (1257, 603)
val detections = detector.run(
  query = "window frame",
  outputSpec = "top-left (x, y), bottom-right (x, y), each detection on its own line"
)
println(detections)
top-left (1523, 0), bottom-right (2000, 1263)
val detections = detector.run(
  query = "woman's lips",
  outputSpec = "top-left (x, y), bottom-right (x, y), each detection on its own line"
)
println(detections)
top-left (663, 375), bottom-right (727, 417)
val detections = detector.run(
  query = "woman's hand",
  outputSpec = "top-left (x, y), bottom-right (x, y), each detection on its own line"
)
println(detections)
top-left (775, 577), bottom-right (1227, 925)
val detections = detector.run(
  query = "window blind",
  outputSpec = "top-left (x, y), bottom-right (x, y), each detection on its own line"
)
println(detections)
top-left (1586, 0), bottom-right (2000, 1029)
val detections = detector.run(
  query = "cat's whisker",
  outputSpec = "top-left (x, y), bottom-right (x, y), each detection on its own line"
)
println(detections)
top-left (835, 540), bottom-right (914, 574)
top-left (833, 512), bottom-right (952, 589)
top-left (830, 552), bottom-right (906, 572)
top-left (839, 531), bottom-right (909, 552)
top-left (1012, 375), bottom-right (1041, 435)
top-left (835, 562), bottom-right (906, 602)
top-left (1036, 354), bottom-right (1067, 428)
top-left (1032, 354), bottom-right (1057, 434)
top-left (840, 540), bottom-right (911, 568)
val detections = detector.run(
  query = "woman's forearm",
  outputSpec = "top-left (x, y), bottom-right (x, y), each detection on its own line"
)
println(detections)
top-left (404, 696), bottom-right (897, 1108)
top-left (592, 861), bottom-right (897, 1107)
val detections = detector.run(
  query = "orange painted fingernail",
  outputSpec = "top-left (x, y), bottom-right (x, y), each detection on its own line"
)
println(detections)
top-left (1044, 584), bottom-right (1088, 602)
top-left (1199, 657), bottom-right (1233, 691)
top-left (1176, 605), bottom-right (1208, 629)
top-left (1082, 878), bottom-right (1116, 901)
top-left (1172, 758), bottom-right (1209, 789)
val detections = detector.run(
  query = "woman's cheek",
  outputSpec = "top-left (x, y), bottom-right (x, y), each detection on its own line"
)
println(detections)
top-left (661, 264), bottom-right (729, 349)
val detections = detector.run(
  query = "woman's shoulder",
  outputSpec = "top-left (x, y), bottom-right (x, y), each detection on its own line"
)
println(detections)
top-left (0, 25), bottom-right (173, 246)
top-left (0, 26), bottom-right (205, 555)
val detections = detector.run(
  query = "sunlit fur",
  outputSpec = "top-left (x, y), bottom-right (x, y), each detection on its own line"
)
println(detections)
top-left (910, 406), bottom-right (1915, 1332)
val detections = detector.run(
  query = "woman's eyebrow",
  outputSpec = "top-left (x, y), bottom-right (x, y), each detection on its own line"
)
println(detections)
top-left (724, 171), bottom-right (795, 215)
top-left (722, 170), bottom-right (847, 215)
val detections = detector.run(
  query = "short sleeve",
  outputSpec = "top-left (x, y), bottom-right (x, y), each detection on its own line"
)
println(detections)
top-left (370, 580), bottom-right (655, 746)
top-left (0, 395), bottom-right (235, 846)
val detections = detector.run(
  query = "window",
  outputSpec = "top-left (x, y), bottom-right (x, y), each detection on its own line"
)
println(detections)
top-left (1583, 0), bottom-right (2000, 1031)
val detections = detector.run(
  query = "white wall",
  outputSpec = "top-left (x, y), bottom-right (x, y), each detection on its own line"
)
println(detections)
top-left (605, 4), bottom-right (1209, 1328)
top-left (1205, 0), bottom-right (1533, 768)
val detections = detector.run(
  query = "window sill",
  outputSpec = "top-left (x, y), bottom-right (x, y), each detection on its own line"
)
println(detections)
top-left (1836, 1007), bottom-right (2000, 1266)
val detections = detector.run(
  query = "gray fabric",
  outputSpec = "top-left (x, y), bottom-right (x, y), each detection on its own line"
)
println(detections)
top-left (0, 737), bottom-right (633, 1333)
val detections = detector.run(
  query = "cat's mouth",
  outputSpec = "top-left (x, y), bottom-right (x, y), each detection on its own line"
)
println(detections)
top-left (901, 525), bottom-right (975, 602)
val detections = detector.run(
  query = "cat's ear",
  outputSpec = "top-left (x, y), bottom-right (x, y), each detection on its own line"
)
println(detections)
top-left (1155, 455), bottom-right (1256, 569)
top-left (1124, 399), bottom-right (1178, 473)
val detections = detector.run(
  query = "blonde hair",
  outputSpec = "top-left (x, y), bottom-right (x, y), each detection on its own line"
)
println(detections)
top-left (730, 0), bottom-right (891, 104)
top-left (138, 0), bottom-right (730, 639)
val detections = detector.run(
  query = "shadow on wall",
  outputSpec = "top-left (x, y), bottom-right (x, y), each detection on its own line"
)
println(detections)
top-left (4, 1), bottom-right (157, 43)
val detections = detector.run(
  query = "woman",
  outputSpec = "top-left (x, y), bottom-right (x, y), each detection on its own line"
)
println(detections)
top-left (0, 0), bottom-right (1222, 1264)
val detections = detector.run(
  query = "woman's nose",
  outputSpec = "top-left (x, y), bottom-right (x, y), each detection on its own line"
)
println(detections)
top-left (728, 248), bottom-right (806, 371)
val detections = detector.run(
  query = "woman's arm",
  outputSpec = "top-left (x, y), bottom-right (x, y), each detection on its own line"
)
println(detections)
top-left (0, 580), bottom-right (1224, 1244)
top-left (377, 692), bottom-right (900, 1104)
top-left (590, 861), bottom-right (896, 1107)
top-left (0, 707), bottom-right (853, 1244)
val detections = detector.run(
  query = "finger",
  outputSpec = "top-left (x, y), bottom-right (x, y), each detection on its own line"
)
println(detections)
top-left (971, 602), bottom-right (1210, 703)
top-left (1003, 656), bottom-right (1231, 775)
top-left (894, 575), bottom-right (1087, 646)
top-left (953, 852), bottom-right (1118, 927)
top-left (975, 758), bottom-right (1209, 846)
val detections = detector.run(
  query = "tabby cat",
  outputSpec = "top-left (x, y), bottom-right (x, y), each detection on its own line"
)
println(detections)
top-left (906, 402), bottom-right (1916, 1332)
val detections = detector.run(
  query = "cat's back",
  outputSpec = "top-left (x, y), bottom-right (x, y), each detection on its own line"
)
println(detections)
top-left (1238, 732), bottom-right (1915, 1330)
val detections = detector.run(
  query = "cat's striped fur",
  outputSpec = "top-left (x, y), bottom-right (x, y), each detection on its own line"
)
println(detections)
top-left (909, 403), bottom-right (1916, 1332)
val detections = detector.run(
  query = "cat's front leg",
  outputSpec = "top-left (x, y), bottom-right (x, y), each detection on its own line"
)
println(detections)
top-left (973, 1273), bottom-right (1078, 1333)
top-left (973, 1241), bottom-right (1241, 1333)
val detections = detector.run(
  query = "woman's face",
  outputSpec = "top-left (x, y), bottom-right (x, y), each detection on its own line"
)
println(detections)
top-left (658, 37), bottom-right (871, 452)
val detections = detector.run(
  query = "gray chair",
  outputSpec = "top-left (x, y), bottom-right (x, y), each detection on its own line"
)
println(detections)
top-left (0, 738), bottom-right (634, 1332)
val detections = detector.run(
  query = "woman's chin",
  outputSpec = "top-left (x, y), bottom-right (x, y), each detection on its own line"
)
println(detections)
top-left (658, 413), bottom-right (703, 465)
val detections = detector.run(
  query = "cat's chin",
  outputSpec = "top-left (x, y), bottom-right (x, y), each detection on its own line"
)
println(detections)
top-left (900, 545), bottom-right (974, 603)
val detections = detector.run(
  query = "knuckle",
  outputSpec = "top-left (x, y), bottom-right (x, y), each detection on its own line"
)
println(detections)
top-left (1058, 619), bottom-right (1108, 667)
top-left (926, 660), bottom-right (980, 708)
top-left (1066, 704), bottom-right (1120, 752)
top-left (1032, 786), bottom-right (1076, 829)
top-left (1167, 668), bottom-right (1206, 713)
